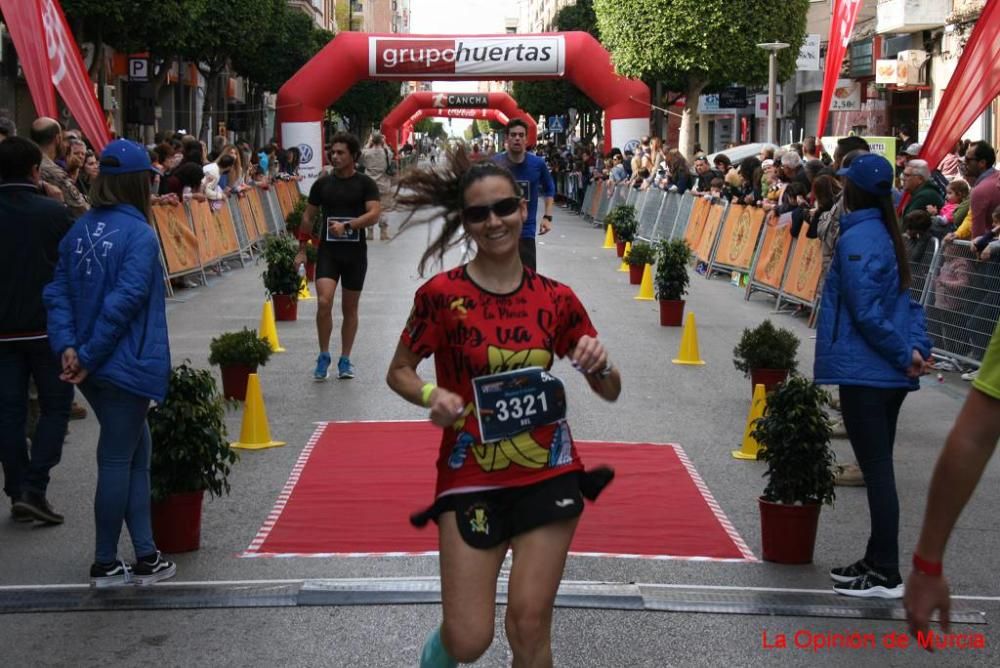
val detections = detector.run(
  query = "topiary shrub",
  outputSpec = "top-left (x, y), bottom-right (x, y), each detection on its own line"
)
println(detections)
top-left (733, 319), bottom-right (800, 376)
top-left (752, 376), bottom-right (835, 506)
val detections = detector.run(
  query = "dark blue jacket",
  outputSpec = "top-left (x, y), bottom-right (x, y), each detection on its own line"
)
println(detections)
top-left (814, 207), bottom-right (931, 389)
top-left (44, 204), bottom-right (170, 402)
top-left (0, 181), bottom-right (73, 340)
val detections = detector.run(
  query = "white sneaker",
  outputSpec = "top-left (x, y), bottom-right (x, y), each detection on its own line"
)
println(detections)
top-left (961, 369), bottom-right (979, 381)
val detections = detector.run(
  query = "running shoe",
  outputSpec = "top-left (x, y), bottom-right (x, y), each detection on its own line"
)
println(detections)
top-left (833, 569), bottom-right (903, 599)
top-left (961, 369), bottom-right (979, 382)
top-left (314, 352), bottom-right (332, 381)
top-left (830, 558), bottom-right (871, 583)
top-left (337, 356), bottom-right (355, 379)
top-left (132, 551), bottom-right (177, 586)
top-left (90, 560), bottom-right (133, 588)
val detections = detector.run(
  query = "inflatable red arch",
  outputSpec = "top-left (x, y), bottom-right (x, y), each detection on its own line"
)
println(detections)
top-left (382, 91), bottom-right (537, 150)
top-left (277, 31), bottom-right (650, 191)
top-left (400, 108), bottom-right (523, 148)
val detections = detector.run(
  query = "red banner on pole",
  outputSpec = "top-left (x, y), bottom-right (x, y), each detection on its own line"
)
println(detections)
top-left (40, 0), bottom-right (111, 150)
top-left (0, 0), bottom-right (57, 118)
top-left (917, 0), bottom-right (1000, 169)
top-left (816, 0), bottom-right (863, 140)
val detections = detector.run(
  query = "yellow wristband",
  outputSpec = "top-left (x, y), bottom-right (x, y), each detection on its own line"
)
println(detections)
top-left (421, 383), bottom-right (437, 408)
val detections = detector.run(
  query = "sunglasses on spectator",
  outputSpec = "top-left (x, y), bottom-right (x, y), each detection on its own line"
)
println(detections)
top-left (462, 197), bottom-right (522, 223)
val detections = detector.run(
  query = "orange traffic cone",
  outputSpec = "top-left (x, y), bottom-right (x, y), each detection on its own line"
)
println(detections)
top-left (231, 374), bottom-right (285, 450)
top-left (258, 299), bottom-right (285, 353)
top-left (602, 224), bottom-right (615, 249)
top-left (634, 264), bottom-right (654, 300)
top-left (672, 312), bottom-right (705, 365)
top-left (732, 384), bottom-right (767, 460)
top-left (618, 242), bottom-right (632, 272)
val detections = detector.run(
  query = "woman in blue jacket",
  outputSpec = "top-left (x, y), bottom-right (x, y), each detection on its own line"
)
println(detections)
top-left (44, 140), bottom-right (175, 588)
top-left (815, 153), bottom-right (931, 599)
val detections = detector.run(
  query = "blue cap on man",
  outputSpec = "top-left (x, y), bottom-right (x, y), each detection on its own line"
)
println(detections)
top-left (836, 153), bottom-right (894, 196)
top-left (98, 139), bottom-right (156, 175)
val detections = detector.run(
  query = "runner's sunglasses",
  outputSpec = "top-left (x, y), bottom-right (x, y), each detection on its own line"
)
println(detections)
top-left (462, 197), bottom-right (522, 223)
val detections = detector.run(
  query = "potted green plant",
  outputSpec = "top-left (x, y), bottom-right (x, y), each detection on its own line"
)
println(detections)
top-left (284, 195), bottom-right (308, 235)
top-left (733, 319), bottom-right (800, 395)
top-left (751, 376), bottom-right (835, 564)
top-left (625, 240), bottom-right (655, 285)
top-left (208, 328), bottom-right (273, 401)
top-left (606, 205), bottom-right (637, 257)
top-left (148, 363), bottom-right (238, 553)
top-left (304, 239), bottom-right (318, 282)
top-left (654, 239), bottom-right (692, 326)
top-left (262, 235), bottom-right (301, 321)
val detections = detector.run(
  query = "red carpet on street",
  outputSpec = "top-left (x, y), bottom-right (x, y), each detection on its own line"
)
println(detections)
top-left (243, 421), bottom-right (755, 561)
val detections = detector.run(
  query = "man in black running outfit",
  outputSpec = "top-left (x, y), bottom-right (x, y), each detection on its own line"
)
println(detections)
top-left (296, 132), bottom-right (381, 381)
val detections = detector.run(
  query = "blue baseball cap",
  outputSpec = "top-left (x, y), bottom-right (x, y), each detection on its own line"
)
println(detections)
top-left (836, 153), bottom-right (893, 196)
top-left (98, 139), bottom-right (156, 175)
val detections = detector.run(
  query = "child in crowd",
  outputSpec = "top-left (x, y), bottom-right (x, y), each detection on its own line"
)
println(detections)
top-left (903, 210), bottom-right (934, 296)
top-left (972, 205), bottom-right (1000, 261)
top-left (708, 177), bottom-right (725, 200)
top-left (928, 179), bottom-right (970, 237)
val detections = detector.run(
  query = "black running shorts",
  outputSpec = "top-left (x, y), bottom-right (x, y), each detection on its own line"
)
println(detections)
top-left (426, 472), bottom-right (585, 550)
top-left (316, 248), bottom-right (367, 291)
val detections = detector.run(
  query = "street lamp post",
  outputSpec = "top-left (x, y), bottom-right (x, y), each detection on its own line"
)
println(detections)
top-left (757, 42), bottom-right (790, 146)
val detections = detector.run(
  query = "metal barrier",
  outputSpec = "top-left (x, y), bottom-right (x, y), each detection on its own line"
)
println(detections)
top-left (924, 240), bottom-right (1000, 369)
top-left (580, 182), bottom-right (597, 223)
top-left (636, 190), bottom-right (665, 241)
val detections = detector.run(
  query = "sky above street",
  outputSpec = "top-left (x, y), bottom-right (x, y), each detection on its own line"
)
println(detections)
top-left (409, 0), bottom-right (521, 114)
top-left (410, 0), bottom-right (519, 35)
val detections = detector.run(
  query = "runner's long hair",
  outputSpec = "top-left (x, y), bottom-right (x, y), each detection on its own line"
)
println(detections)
top-left (395, 147), bottom-right (522, 276)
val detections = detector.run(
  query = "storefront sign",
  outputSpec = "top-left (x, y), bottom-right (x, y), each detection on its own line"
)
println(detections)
top-left (797, 34), bottom-right (821, 71)
top-left (829, 79), bottom-right (861, 111)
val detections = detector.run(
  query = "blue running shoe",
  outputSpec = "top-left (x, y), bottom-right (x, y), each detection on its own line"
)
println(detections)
top-left (337, 356), bottom-right (355, 379)
top-left (314, 352), bottom-right (331, 381)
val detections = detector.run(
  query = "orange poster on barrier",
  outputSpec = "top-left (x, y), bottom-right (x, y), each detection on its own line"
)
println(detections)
top-left (683, 197), bottom-right (711, 250)
top-left (188, 200), bottom-right (220, 265)
top-left (590, 184), bottom-right (603, 217)
top-left (781, 224), bottom-right (823, 303)
top-left (751, 213), bottom-right (793, 289)
top-left (236, 195), bottom-right (260, 242)
top-left (712, 205), bottom-right (767, 272)
top-left (212, 202), bottom-right (241, 255)
top-left (152, 204), bottom-right (201, 275)
top-left (276, 181), bottom-right (298, 218)
top-left (694, 203), bottom-right (725, 263)
top-left (247, 190), bottom-right (269, 238)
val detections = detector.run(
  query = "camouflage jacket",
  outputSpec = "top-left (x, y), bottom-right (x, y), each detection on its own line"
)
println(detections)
top-left (41, 156), bottom-right (89, 219)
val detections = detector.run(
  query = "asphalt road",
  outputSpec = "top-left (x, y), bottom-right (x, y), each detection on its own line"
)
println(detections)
top-left (2, 203), bottom-right (998, 667)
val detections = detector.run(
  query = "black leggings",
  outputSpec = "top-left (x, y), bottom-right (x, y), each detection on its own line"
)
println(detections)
top-left (839, 385), bottom-right (908, 573)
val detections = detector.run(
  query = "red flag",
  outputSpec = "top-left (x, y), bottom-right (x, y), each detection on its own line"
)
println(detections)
top-left (0, 0), bottom-right (57, 118)
top-left (40, 0), bottom-right (110, 150)
top-left (917, 0), bottom-right (1000, 169)
top-left (816, 0), bottom-right (863, 140)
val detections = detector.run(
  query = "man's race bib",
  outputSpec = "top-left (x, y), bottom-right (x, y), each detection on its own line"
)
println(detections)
top-left (473, 367), bottom-right (567, 443)
top-left (325, 216), bottom-right (360, 243)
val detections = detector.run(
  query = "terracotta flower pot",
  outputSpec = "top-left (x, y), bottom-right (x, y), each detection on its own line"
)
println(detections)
top-left (750, 368), bottom-right (790, 396)
top-left (272, 293), bottom-right (298, 321)
top-left (615, 241), bottom-right (626, 257)
top-left (759, 497), bottom-right (821, 564)
top-left (219, 364), bottom-right (257, 401)
top-left (151, 490), bottom-right (204, 553)
top-left (658, 299), bottom-right (685, 326)
top-left (628, 264), bottom-right (644, 284)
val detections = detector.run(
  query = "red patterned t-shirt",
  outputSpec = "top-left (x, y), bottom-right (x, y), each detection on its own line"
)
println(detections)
top-left (400, 265), bottom-right (598, 498)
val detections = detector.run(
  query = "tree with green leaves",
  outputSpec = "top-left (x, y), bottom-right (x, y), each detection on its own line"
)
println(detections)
top-left (594, 0), bottom-right (808, 156)
top-left (511, 0), bottom-right (600, 137)
top-left (332, 81), bottom-right (403, 141)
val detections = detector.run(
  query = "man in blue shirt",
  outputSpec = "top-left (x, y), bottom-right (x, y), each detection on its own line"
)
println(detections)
top-left (492, 119), bottom-right (555, 270)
